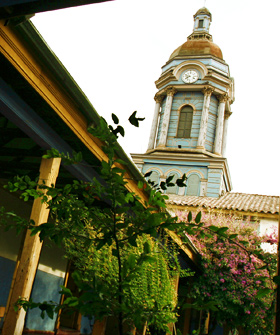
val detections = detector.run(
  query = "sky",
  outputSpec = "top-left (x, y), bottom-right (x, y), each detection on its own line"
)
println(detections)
top-left (31, 0), bottom-right (280, 196)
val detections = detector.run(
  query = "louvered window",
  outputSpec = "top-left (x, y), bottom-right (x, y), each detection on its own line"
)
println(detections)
top-left (177, 106), bottom-right (193, 138)
top-left (198, 19), bottom-right (204, 28)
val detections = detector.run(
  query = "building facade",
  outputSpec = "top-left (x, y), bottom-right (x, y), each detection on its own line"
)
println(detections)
top-left (132, 7), bottom-right (234, 198)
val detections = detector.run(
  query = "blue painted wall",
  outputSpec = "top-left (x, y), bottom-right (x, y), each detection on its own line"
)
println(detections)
top-left (156, 91), bottom-right (218, 153)
top-left (161, 58), bottom-right (229, 79)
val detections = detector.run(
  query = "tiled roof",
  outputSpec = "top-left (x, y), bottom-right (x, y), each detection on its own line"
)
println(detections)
top-left (166, 192), bottom-right (279, 215)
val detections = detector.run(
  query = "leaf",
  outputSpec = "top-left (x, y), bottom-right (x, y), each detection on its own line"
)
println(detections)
top-left (128, 111), bottom-right (145, 127)
top-left (187, 211), bottom-right (192, 222)
top-left (112, 113), bottom-right (119, 124)
top-left (112, 248), bottom-right (118, 257)
top-left (195, 212), bottom-right (202, 223)
top-left (60, 286), bottom-right (73, 297)
top-left (127, 254), bottom-right (136, 268)
top-left (273, 275), bottom-right (280, 285)
top-left (256, 288), bottom-right (272, 298)
top-left (143, 241), bottom-right (151, 254)
top-left (160, 181), bottom-right (167, 190)
top-left (115, 158), bottom-right (127, 165)
top-left (144, 171), bottom-right (153, 178)
top-left (176, 179), bottom-right (186, 188)
top-left (208, 225), bottom-right (218, 232)
top-left (96, 239), bottom-right (107, 250)
top-left (128, 236), bottom-right (138, 247)
top-left (166, 175), bottom-right (174, 183)
top-left (114, 125), bottom-right (125, 137)
top-left (217, 227), bottom-right (229, 235)
top-left (138, 181), bottom-right (144, 189)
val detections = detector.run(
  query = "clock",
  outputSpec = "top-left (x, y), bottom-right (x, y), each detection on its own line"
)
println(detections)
top-left (182, 70), bottom-right (199, 83)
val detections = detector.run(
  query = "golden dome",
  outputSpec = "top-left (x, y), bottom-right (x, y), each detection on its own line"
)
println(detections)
top-left (169, 39), bottom-right (223, 60)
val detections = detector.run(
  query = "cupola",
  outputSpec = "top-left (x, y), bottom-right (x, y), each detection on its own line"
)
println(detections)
top-left (169, 7), bottom-right (223, 61)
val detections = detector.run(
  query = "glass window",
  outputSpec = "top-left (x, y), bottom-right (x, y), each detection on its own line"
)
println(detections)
top-left (186, 174), bottom-right (200, 196)
top-left (177, 106), bottom-right (193, 138)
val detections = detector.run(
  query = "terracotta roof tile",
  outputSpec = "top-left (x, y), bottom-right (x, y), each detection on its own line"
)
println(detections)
top-left (166, 192), bottom-right (279, 215)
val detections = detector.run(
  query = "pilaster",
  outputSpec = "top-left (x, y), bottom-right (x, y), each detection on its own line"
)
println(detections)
top-left (222, 112), bottom-right (230, 156)
top-left (147, 94), bottom-right (163, 151)
top-left (213, 94), bottom-right (228, 155)
top-left (206, 164), bottom-right (223, 198)
top-left (197, 87), bottom-right (214, 150)
top-left (157, 87), bottom-right (177, 148)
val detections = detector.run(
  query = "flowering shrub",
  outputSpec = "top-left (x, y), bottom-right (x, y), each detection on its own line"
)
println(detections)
top-left (177, 211), bottom-right (277, 335)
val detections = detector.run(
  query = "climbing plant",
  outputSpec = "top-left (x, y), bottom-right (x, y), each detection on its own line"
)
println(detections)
top-left (0, 112), bottom-right (190, 335)
top-left (177, 211), bottom-right (277, 335)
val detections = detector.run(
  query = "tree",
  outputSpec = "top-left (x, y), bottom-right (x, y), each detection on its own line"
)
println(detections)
top-left (1, 113), bottom-right (278, 335)
top-left (0, 113), bottom-right (190, 335)
top-left (177, 211), bottom-right (277, 335)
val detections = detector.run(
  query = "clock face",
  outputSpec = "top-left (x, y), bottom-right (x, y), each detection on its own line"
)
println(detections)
top-left (182, 70), bottom-right (199, 83)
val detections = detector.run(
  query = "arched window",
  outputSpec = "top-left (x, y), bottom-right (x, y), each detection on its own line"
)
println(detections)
top-left (165, 172), bottom-right (179, 194)
top-left (177, 106), bottom-right (193, 138)
top-left (146, 170), bottom-right (160, 187)
top-left (186, 174), bottom-right (200, 196)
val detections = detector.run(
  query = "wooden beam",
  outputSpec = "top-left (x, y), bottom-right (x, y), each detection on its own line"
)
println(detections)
top-left (2, 157), bottom-right (61, 335)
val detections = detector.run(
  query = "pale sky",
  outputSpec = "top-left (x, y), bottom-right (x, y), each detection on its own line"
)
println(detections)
top-left (31, 0), bottom-right (280, 196)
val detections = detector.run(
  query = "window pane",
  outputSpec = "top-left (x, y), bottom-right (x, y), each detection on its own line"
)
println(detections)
top-left (198, 20), bottom-right (204, 28)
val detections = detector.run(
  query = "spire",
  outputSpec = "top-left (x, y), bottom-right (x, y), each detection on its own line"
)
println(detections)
top-left (189, 7), bottom-right (212, 41)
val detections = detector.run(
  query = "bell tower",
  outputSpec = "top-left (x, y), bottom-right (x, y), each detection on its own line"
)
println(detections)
top-left (131, 7), bottom-right (234, 198)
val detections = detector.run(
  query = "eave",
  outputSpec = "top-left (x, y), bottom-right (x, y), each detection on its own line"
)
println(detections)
top-left (0, 0), bottom-right (113, 21)
top-left (0, 19), bottom-right (148, 203)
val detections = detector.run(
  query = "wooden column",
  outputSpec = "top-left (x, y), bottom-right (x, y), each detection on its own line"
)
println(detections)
top-left (2, 157), bottom-right (61, 335)
top-left (197, 87), bottom-right (214, 150)
top-left (157, 87), bottom-right (177, 148)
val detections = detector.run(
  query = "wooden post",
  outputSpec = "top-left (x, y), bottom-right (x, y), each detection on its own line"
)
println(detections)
top-left (2, 157), bottom-right (61, 335)
top-left (130, 322), bottom-right (147, 335)
top-left (92, 318), bottom-right (107, 335)
top-left (200, 310), bottom-right (210, 335)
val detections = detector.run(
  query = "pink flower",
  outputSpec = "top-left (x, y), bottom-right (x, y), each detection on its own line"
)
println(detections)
top-left (245, 310), bottom-right (251, 314)
top-left (220, 278), bottom-right (225, 283)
